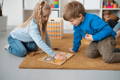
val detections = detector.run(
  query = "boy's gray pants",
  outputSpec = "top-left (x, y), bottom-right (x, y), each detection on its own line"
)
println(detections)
top-left (85, 36), bottom-right (120, 63)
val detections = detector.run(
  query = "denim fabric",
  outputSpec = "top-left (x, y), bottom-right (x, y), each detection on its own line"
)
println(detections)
top-left (8, 35), bottom-right (37, 57)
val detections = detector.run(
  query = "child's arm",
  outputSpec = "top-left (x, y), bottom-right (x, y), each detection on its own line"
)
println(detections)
top-left (72, 29), bottom-right (82, 52)
top-left (93, 26), bottom-right (113, 41)
top-left (45, 33), bottom-right (52, 48)
top-left (29, 22), bottom-right (56, 57)
top-left (91, 16), bottom-right (115, 41)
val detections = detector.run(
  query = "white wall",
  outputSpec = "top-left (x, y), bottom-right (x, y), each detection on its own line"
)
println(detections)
top-left (24, 0), bottom-right (39, 10)
top-left (2, 0), bottom-right (23, 27)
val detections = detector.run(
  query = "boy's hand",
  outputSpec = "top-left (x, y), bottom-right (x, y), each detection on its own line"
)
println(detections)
top-left (68, 48), bottom-right (75, 53)
top-left (85, 34), bottom-right (93, 41)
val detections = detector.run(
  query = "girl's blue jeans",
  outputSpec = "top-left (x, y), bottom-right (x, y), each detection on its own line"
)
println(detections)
top-left (8, 35), bottom-right (38, 57)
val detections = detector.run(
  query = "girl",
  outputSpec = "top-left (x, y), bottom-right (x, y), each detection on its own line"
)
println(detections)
top-left (103, 10), bottom-right (119, 28)
top-left (6, 1), bottom-right (65, 60)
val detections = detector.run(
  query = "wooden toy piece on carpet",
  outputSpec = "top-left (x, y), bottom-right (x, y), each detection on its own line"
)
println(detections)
top-left (52, 48), bottom-right (60, 50)
top-left (28, 49), bottom-right (44, 57)
top-left (38, 51), bottom-right (74, 65)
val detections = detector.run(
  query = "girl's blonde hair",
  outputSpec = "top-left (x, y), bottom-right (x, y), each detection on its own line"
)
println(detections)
top-left (19, 1), bottom-right (51, 40)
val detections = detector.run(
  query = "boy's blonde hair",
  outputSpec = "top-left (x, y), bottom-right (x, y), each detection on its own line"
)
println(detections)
top-left (20, 1), bottom-right (51, 40)
top-left (63, 1), bottom-right (85, 21)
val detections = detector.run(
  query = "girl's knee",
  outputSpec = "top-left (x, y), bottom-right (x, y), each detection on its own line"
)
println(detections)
top-left (17, 49), bottom-right (27, 57)
top-left (26, 42), bottom-right (38, 51)
top-left (9, 48), bottom-right (27, 57)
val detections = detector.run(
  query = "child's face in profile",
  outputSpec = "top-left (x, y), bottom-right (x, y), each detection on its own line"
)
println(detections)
top-left (42, 9), bottom-right (51, 23)
top-left (69, 14), bottom-right (84, 26)
top-left (103, 11), bottom-right (111, 21)
top-left (103, 14), bottom-right (110, 21)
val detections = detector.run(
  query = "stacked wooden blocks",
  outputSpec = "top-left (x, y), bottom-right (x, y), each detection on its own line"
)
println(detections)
top-left (47, 18), bottom-right (63, 39)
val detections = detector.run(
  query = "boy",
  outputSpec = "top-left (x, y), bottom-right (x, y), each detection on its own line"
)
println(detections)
top-left (63, 1), bottom-right (120, 63)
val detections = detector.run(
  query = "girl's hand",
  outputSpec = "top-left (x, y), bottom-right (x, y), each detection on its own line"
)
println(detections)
top-left (85, 34), bottom-right (93, 41)
top-left (54, 52), bottom-right (66, 60)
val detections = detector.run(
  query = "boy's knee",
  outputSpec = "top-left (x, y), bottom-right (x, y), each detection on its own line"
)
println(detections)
top-left (103, 56), bottom-right (113, 63)
top-left (86, 53), bottom-right (98, 58)
top-left (85, 50), bottom-right (99, 58)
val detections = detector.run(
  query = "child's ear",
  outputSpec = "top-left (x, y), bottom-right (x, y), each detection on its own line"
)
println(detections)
top-left (79, 13), bottom-right (83, 17)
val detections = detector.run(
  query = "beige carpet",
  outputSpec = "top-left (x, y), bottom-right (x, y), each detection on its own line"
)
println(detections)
top-left (19, 34), bottom-right (120, 70)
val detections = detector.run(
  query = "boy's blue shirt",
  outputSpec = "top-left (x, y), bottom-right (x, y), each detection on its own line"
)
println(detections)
top-left (72, 13), bottom-right (116, 52)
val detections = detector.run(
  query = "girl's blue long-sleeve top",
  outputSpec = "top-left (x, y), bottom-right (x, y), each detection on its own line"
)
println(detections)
top-left (10, 19), bottom-right (56, 57)
top-left (72, 13), bottom-right (116, 52)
